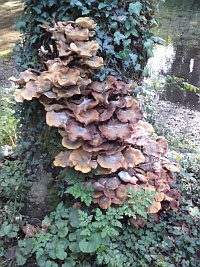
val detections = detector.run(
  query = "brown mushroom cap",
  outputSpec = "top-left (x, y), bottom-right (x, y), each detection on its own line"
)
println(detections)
top-left (65, 26), bottom-right (89, 41)
top-left (162, 162), bottom-right (181, 172)
top-left (116, 184), bottom-right (128, 199)
top-left (70, 41), bottom-right (99, 57)
top-left (103, 189), bottom-right (116, 198)
top-left (98, 196), bottom-right (111, 209)
top-left (62, 137), bottom-right (82, 149)
top-left (56, 40), bottom-right (70, 57)
top-left (43, 91), bottom-right (57, 99)
top-left (69, 148), bottom-right (96, 173)
top-left (149, 201), bottom-right (162, 214)
top-left (154, 192), bottom-right (165, 202)
top-left (143, 140), bottom-right (163, 158)
top-left (123, 147), bottom-right (145, 168)
top-left (9, 69), bottom-right (37, 84)
top-left (168, 199), bottom-right (179, 211)
top-left (118, 171), bottom-right (138, 184)
top-left (75, 17), bottom-right (97, 29)
top-left (15, 89), bottom-right (25, 102)
top-left (111, 197), bottom-right (123, 205)
top-left (116, 99), bottom-right (142, 123)
top-left (129, 216), bottom-right (146, 228)
top-left (105, 177), bottom-right (121, 190)
top-left (118, 171), bottom-right (132, 183)
top-left (46, 110), bottom-right (69, 127)
top-left (75, 109), bottom-right (99, 125)
top-left (93, 191), bottom-right (103, 199)
top-left (92, 198), bottom-right (99, 204)
top-left (83, 56), bottom-right (104, 69)
top-left (93, 182), bottom-right (105, 192)
top-left (156, 137), bottom-right (168, 155)
top-left (90, 80), bottom-right (109, 93)
top-left (57, 68), bottom-right (81, 87)
top-left (65, 120), bottom-right (93, 141)
top-left (99, 119), bottom-right (132, 140)
top-left (97, 152), bottom-right (124, 172)
top-left (53, 151), bottom-right (73, 167)
top-left (98, 178), bottom-right (108, 186)
top-left (20, 80), bottom-right (39, 101)
top-left (135, 173), bottom-right (148, 183)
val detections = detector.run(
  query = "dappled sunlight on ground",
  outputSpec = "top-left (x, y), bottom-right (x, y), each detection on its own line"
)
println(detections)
top-left (0, 0), bottom-right (23, 58)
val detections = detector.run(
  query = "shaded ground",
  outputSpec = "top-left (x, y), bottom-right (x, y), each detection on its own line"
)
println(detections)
top-left (0, 59), bottom-right (17, 87)
top-left (0, 0), bottom-right (23, 58)
top-left (152, 98), bottom-right (200, 152)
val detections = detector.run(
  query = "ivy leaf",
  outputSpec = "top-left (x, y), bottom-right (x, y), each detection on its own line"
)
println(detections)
top-left (187, 246), bottom-right (195, 254)
top-left (70, 0), bottom-right (83, 7)
top-left (16, 21), bottom-right (26, 30)
top-left (142, 67), bottom-right (149, 77)
top-left (129, 2), bottom-right (142, 16)
top-left (110, 21), bottom-right (118, 29)
top-left (130, 53), bottom-right (138, 65)
top-left (32, 6), bottom-right (42, 14)
top-left (123, 39), bottom-right (131, 48)
top-left (188, 207), bottom-right (200, 218)
top-left (151, 36), bottom-right (165, 44)
top-left (118, 50), bottom-right (130, 61)
top-left (144, 40), bottom-right (154, 58)
top-left (131, 28), bottom-right (139, 37)
top-left (47, 0), bottom-right (56, 7)
top-left (98, 3), bottom-right (108, 9)
top-left (114, 31), bottom-right (126, 45)
top-left (135, 64), bottom-right (141, 71)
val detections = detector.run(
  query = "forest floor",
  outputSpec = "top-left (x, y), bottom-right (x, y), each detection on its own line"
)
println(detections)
top-left (0, 0), bottom-right (23, 58)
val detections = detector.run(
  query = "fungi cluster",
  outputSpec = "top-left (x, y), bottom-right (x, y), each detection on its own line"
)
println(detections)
top-left (10, 17), bottom-right (181, 226)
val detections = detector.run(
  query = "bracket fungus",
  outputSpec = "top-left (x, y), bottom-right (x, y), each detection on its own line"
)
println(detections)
top-left (10, 17), bottom-right (181, 227)
top-left (75, 17), bottom-right (97, 29)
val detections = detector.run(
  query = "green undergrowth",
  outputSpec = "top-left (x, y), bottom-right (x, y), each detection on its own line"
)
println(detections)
top-left (0, 87), bottom-right (18, 149)
top-left (0, 149), bottom-right (199, 266)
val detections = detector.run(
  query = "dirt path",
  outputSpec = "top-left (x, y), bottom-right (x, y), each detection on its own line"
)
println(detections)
top-left (0, 0), bottom-right (23, 58)
top-left (0, 0), bottom-right (23, 86)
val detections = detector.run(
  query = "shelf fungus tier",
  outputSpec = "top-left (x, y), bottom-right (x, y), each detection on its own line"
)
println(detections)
top-left (10, 17), bottom-right (181, 227)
